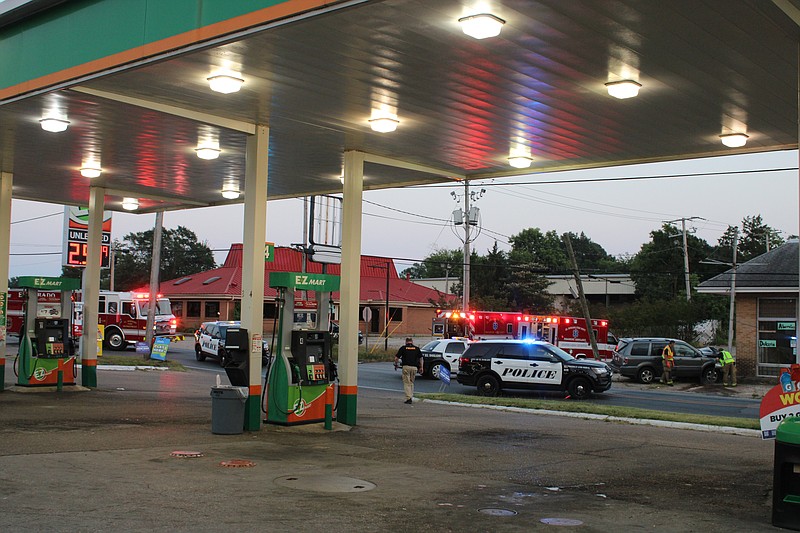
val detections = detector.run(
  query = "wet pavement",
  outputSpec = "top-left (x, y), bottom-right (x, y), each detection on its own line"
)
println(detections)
top-left (0, 359), bottom-right (782, 532)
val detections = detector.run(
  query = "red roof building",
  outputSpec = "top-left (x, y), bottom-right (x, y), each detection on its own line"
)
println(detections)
top-left (158, 244), bottom-right (455, 336)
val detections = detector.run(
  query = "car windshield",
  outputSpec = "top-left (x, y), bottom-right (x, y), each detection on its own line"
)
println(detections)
top-left (421, 341), bottom-right (441, 352)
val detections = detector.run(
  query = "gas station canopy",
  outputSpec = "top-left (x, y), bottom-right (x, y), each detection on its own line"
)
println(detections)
top-left (0, 0), bottom-right (798, 214)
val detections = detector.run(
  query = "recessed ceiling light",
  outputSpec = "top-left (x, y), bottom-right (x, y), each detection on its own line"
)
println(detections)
top-left (719, 133), bottom-right (749, 148)
top-left (221, 183), bottom-right (240, 199)
top-left (196, 143), bottom-right (221, 160)
top-left (122, 197), bottom-right (139, 211)
top-left (508, 156), bottom-right (533, 169)
top-left (458, 13), bottom-right (505, 39)
top-left (605, 80), bottom-right (642, 99)
top-left (369, 117), bottom-right (399, 133)
top-left (207, 74), bottom-right (244, 94)
top-left (40, 117), bottom-right (70, 132)
top-left (79, 166), bottom-right (102, 178)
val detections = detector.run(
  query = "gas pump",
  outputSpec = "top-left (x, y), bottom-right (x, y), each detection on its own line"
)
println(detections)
top-left (265, 272), bottom-right (339, 425)
top-left (15, 276), bottom-right (80, 387)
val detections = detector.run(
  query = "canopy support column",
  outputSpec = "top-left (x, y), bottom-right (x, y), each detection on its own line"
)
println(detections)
top-left (81, 186), bottom-right (104, 388)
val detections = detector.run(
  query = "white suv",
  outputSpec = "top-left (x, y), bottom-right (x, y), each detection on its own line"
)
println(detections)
top-left (419, 338), bottom-right (472, 379)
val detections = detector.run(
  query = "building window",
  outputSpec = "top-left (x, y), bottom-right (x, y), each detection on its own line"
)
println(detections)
top-left (172, 301), bottom-right (183, 318)
top-left (388, 307), bottom-right (403, 322)
top-left (757, 298), bottom-right (797, 377)
top-left (205, 301), bottom-right (220, 319)
top-left (187, 301), bottom-right (201, 318)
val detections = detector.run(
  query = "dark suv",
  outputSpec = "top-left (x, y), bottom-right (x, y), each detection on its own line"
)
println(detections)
top-left (456, 340), bottom-right (612, 400)
top-left (611, 338), bottom-right (718, 384)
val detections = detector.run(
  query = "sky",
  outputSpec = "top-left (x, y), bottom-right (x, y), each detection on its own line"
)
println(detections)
top-left (8, 150), bottom-right (798, 279)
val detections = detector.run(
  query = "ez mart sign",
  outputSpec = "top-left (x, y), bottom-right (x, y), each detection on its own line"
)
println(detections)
top-left (269, 272), bottom-right (340, 292)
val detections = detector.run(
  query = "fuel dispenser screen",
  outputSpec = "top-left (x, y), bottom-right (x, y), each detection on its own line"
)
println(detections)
top-left (290, 330), bottom-right (332, 385)
top-left (34, 318), bottom-right (70, 358)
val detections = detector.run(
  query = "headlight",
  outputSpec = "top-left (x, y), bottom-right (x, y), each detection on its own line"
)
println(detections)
top-left (592, 367), bottom-right (609, 375)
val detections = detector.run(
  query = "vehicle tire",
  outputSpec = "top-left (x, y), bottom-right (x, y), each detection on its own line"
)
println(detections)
top-left (218, 349), bottom-right (228, 368)
top-left (637, 366), bottom-right (656, 384)
top-left (476, 374), bottom-right (501, 397)
top-left (105, 329), bottom-right (125, 351)
top-left (195, 344), bottom-right (206, 362)
top-left (567, 377), bottom-right (592, 400)
top-left (701, 365), bottom-right (718, 385)
top-left (429, 361), bottom-right (449, 380)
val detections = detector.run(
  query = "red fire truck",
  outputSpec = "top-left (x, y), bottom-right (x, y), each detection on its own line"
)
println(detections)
top-left (9, 289), bottom-right (178, 350)
top-left (432, 309), bottom-right (616, 360)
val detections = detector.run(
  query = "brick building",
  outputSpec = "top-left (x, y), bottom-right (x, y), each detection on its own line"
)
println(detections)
top-left (697, 240), bottom-right (799, 378)
top-left (157, 244), bottom-right (453, 337)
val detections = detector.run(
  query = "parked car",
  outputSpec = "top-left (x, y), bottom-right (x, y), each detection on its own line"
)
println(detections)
top-left (611, 337), bottom-right (718, 384)
top-left (194, 321), bottom-right (270, 367)
top-left (329, 322), bottom-right (364, 345)
top-left (419, 337), bottom-right (472, 379)
top-left (456, 339), bottom-right (612, 399)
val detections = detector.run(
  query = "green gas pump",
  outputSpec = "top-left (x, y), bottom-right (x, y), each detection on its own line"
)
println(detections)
top-left (265, 272), bottom-right (339, 425)
top-left (15, 276), bottom-right (80, 388)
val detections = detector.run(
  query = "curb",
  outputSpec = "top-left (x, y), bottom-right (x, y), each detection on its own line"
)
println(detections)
top-left (423, 399), bottom-right (762, 437)
top-left (75, 364), bottom-right (169, 372)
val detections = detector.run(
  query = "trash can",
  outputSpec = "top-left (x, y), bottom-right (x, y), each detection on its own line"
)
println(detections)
top-left (210, 385), bottom-right (248, 435)
top-left (772, 416), bottom-right (800, 530)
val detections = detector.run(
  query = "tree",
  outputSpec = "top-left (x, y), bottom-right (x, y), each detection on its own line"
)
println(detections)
top-left (629, 224), bottom-right (716, 301)
top-left (562, 231), bottom-right (625, 272)
top-left (113, 226), bottom-right (215, 291)
top-left (508, 228), bottom-right (567, 272)
top-left (470, 242), bottom-right (511, 310)
top-left (401, 249), bottom-right (462, 280)
top-left (717, 214), bottom-right (785, 264)
top-left (506, 262), bottom-right (555, 312)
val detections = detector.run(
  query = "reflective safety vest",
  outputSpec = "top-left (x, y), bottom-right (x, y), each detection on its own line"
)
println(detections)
top-left (662, 344), bottom-right (674, 362)
top-left (720, 350), bottom-right (735, 365)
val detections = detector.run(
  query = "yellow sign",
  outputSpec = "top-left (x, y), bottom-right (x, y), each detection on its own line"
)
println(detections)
top-left (97, 324), bottom-right (104, 357)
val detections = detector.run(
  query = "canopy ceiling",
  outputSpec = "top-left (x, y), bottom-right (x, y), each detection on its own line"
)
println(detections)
top-left (0, 0), bottom-right (797, 213)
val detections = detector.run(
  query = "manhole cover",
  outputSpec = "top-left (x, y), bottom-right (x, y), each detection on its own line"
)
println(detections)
top-left (478, 508), bottom-right (517, 516)
top-left (171, 450), bottom-right (204, 458)
top-left (540, 518), bottom-right (584, 526)
top-left (274, 474), bottom-right (375, 493)
top-left (219, 459), bottom-right (256, 468)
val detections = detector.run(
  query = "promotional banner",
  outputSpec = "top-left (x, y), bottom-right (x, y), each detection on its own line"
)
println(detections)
top-left (759, 365), bottom-right (800, 439)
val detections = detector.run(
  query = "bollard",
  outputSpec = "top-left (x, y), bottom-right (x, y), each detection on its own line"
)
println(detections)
top-left (324, 385), bottom-right (334, 430)
top-left (57, 358), bottom-right (63, 392)
top-left (0, 356), bottom-right (5, 392)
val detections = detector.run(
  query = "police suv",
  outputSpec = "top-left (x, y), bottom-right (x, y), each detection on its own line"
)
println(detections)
top-left (456, 339), bottom-right (612, 399)
top-left (194, 321), bottom-right (270, 367)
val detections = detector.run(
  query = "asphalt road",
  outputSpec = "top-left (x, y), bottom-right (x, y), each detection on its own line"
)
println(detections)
top-left (148, 340), bottom-right (764, 420)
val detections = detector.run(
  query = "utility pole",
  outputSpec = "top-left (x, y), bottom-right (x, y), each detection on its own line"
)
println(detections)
top-left (563, 234), bottom-right (599, 359)
top-left (666, 216), bottom-right (705, 301)
top-left (463, 180), bottom-right (470, 311)
top-left (727, 228), bottom-right (738, 353)
top-left (144, 211), bottom-right (164, 356)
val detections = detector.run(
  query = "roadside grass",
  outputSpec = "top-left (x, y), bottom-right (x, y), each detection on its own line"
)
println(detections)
top-left (417, 392), bottom-right (760, 430)
top-left (330, 344), bottom-right (395, 363)
top-left (97, 354), bottom-right (186, 371)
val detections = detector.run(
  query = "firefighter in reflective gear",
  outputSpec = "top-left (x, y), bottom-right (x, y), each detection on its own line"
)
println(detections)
top-left (661, 340), bottom-right (675, 385)
top-left (719, 348), bottom-right (737, 387)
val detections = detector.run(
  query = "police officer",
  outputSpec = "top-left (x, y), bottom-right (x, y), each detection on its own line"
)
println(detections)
top-left (661, 340), bottom-right (675, 386)
top-left (395, 337), bottom-right (423, 404)
top-left (719, 347), bottom-right (737, 387)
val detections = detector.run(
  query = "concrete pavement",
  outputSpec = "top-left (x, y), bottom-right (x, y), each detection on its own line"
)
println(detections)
top-left (0, 359), bottom-right (782, 532)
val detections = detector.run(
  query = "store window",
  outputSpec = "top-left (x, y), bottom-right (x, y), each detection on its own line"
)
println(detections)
top-left (205, 301), bottom-right (220, 319)
top-left (757, 298), bottom-right (797, 377)
top-left (172, 301), bottom-right (183, 318)
top-left (187, 301), bottom-right (201, 318)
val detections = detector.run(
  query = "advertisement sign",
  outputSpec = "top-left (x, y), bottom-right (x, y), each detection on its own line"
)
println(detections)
top-left (150, 337), bottom-right (170, 361)
top-left (759, 365), bottom-right (800, 439)
top-left (62, 206), bottom-right (112, 268)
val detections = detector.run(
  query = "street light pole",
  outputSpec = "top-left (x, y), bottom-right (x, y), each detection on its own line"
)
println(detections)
top-left (727, 229), bottom-right (738, 353)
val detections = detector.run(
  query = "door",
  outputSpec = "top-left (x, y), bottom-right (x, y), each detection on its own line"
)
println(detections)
top-left (526, 343), bottom-right (563, 386)
top-left (442, 341), bottom-right (466, 371)
top-left (673, 341), bottom-right (704, 378)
